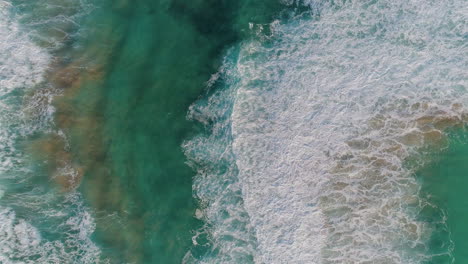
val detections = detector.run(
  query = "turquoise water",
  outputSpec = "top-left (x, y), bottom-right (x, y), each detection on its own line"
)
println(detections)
top-left (69, 0), bottom-right (291, 262)
top-left (1, 0), bottom-right (291, 263)
top-left (0, 0), bottom-right (467, 263)
top-left (419, 129), bottom-right (468, 263)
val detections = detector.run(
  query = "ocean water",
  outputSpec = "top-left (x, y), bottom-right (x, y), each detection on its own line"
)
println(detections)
top-left (0, 1), bottom-right (102, 263)
top-left (185, 0), bottom-right (467, 263)
top-left (418, 129), bottom-right (468, 263)
top-left (0, 0), bottom-right (467, 264)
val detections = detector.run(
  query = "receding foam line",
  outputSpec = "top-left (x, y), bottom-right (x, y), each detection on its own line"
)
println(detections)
top-left (186, 0), bottom-right (467, 263)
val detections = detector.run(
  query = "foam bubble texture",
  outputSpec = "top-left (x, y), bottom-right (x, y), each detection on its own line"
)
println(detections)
top-left (186, 0), bottom-right (467, 263)
top-left (0, 193), bottom-right (102, 264)
top-left (183, 55), bottom-right (260, 263)
top-left (0, 1), bottom-right (52, 175)
top-left (0, 1), bottom-right (50, 96)
top-left (0, 2), bottom-right (104, 263)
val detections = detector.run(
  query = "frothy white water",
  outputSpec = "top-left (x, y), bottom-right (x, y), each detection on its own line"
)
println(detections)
top-left (0, 1), bottom-right (51, 173)
top-left (183, 56), bottom-right (260, 264)
top-left (186, 0), bottom-right (467, 263)
top-left (0, 193), bottom-right (102, 264)
top-left (0, 2), bottom-right (103, 263)
top-left (0, 1), bottom-right (50, 97)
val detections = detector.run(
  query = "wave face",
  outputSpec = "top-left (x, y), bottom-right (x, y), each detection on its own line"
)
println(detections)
top-left (0, 2), bottom-right (102, 263)
top-left (185, 0), bottom-right (467, 263)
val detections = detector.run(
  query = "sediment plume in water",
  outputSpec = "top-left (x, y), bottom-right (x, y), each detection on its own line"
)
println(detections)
top-left (0, 1), bottom-right (104, 263)
top-left (2, 0), bottom-right (467, 263)
top-left (19, 0), bottom-right (295, 262)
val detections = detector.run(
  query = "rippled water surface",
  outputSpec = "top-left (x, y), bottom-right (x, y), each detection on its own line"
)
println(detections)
top-left (0, 0), bottom-right (467, 263)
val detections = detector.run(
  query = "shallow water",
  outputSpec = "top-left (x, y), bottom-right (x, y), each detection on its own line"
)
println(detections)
top-left (418, 129), bottom-right (468, 263)
top-left (0, 0), bottom-right (467, 263)
top-left (1, 0), bottom-right (290, 263)
top-left (185, 0), bottom-right (468, 263)
top-left (70, 0), bottom-right (290, 262)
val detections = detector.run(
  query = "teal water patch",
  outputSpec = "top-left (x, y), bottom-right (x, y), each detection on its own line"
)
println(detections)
top-left (419, 129), bottom-right (468, 263)
top-left (3, 0), bottom-right (467, 263)
top-left (1, 0), bottom-right (305, 262)
top-left (60, 0), bottom-right (295, 263)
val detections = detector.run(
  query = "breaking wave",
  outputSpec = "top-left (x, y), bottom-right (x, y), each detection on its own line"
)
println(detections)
top-left (184, 0), bottom-right (467, 263)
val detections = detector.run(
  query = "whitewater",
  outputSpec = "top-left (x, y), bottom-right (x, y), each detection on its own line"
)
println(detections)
top-left (0, 1), bottom-right (102, 263)
top-left (1, 0), bottom-right (467, 263)
top-left (185, 0), bottom-right (468, 263)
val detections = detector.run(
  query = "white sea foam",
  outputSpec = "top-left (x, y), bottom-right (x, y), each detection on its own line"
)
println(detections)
top-left (0, 1), bottom-right (50, 96)
top-left (184, 57), bottom-right (260, 263)
top-left (0, 1), bottom-right (51, 174)
top-left (0, 2), bottom-right (104, 263)
top-left (0, 193), bottom-right (103, 264)
top-left (186, 0), bottom-right (467, 263)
